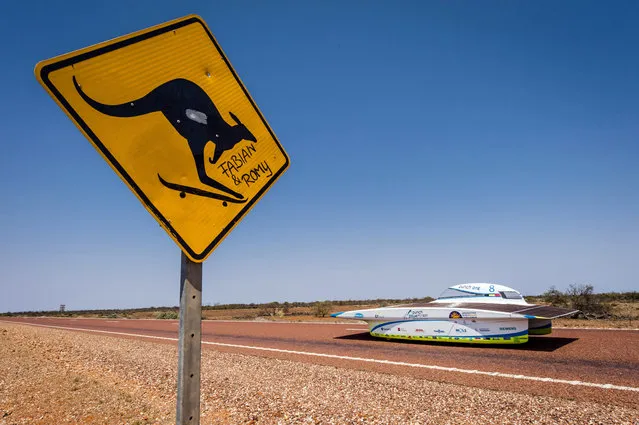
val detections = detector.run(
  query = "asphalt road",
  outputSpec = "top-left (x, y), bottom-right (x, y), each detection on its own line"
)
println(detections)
top-left (3, 317), bottom-right (638, 408)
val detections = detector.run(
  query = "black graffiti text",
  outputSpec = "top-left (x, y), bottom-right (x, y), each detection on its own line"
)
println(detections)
top-left (216, 144), bottom-right (257, 180)
top-left (241, 161), bottom-right (272, 187)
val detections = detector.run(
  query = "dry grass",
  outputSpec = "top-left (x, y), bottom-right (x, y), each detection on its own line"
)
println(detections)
top-left (610, 302), bottom-right (639, 320)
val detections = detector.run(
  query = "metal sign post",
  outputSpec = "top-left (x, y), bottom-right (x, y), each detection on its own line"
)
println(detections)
top-left (176, 252), bottom-right (203, 425)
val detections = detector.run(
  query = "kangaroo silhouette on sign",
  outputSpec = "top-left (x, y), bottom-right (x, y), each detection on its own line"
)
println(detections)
top-left (72, 76), bottom-right (256, 201)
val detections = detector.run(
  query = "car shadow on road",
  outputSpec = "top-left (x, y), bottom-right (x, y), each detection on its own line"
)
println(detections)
top-left (334, 332), bottom-right (578, 352)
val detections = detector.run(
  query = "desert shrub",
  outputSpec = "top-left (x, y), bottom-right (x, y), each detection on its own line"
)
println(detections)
top-left (566, 283), bottom-right (612, 317)
top-left (543, 284), bottom-right (612, 318)
top-left (313, 301), bottom-right (332, 318)
top-left (156, 311), bottom-right (179, 319)
top-left (259, 302), bottom-right (284, 317)
top-left (542, 286), bottom-right (569, 307)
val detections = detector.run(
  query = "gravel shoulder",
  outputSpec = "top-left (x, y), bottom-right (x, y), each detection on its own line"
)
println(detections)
top-left (1, 322), bottom-right (637, 425)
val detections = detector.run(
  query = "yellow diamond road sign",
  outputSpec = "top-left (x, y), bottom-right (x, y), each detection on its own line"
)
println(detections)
top-left (35, 15), bottom-right (290, 262)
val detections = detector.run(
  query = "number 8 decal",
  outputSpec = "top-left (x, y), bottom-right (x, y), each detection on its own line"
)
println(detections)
top-left (489, 285), bottom-right (495, 292)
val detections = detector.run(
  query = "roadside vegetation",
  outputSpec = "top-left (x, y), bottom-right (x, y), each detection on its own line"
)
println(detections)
top-left (2, 287), bottom-right (636, 326)
top-left (155, 311), bottom-right (179, 320)
top-left (525, 284), bottom-right (638, 322)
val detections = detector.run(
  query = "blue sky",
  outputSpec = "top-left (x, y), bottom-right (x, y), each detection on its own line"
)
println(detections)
top-left (1, 1), bottom-right (638, 312)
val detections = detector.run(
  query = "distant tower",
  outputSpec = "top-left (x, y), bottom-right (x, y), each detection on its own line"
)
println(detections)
top-left (59, 304), bottom-right (66, 312)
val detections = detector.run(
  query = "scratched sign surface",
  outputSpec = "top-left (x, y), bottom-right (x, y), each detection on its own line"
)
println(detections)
top-left (35, 15), bottom-right (289, 262)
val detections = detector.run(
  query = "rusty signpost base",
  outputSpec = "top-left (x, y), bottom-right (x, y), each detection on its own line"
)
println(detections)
top-left (176, 252), bottom-right (203, 425)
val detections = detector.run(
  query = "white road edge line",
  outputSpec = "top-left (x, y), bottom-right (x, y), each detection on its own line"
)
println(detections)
top-left (3, 321), bottom-right (638, 393)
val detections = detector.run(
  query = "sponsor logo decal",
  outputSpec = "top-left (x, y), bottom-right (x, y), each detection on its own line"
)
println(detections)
top-left (478, 328), bottom-right (491, 332)
top-left (499, 327), bottom-right (517, 331)
top-left (380, 327), bottom-right (391, 331)
top-left (415, 328), bottom-right (424, 333)
top-left (354, 313), bottom-right (364, 318)
top-left (449, 311), bottom-right (462, 319)
top-left (404, 309), bottom-right (428, 319)
top-left (455, 328), bottom-right (467, 333)
top-left (461, 312), bottom-right (477, 318)
top-left (458, 284), bottom-right (482, 291)
top-left (434, 329), bottom-right (445, 334)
